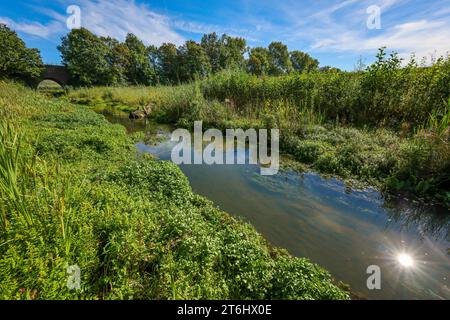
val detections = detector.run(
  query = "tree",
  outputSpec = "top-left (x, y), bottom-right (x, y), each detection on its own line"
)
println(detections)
top-left (157, 43), bottom-right (180, 84)
top-left (178, 40), bottom-right (211, 82)
top-left (102, 36), bottom-right (129, 85)
top-left (201, 33), bottom-right (247, 72)
top-left (58, 28), bottom-right (112, 86)
top-left (124, 33), bottom-right (156, 85)
top-left (247, 47), bottom-right (271, 76)
top-left (201, 32), bottom-right (223, 73)
top-left (290, 50), bottom-right (319, 73)
top-left (319, 66), bottom-right (342, 72)
top-left (221, 36), bottom-right (246, 70)
top-left (268, 41), bottom-right (292, 75)
top-left (147, 45), bottom-right (160, 83)
top-left (0, 24), bottom-right (43, 83)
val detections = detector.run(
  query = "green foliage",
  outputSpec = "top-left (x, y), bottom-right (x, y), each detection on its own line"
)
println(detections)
top-left (201, 52), bottom-right (450, 128)
top-left (268, 42), bottom-right (293, 75)
top-left (157, 43), bottom-right (181, 85)
top-left (0, 24), bottom-right (43, 84)
top-left (201, 33), bottom-right (223, 73)
top-left (124, 33), bottom-right (156, 85)
top-left (283, 124), bottom-right (450, 203)
top-left (109, 159), bottom-right (194, 206)
top-left (290, 51), bottom-right (319, 73)
top-left (102, 37), bottom-right (130, 85)
top-left (0, 81), bottom-right (349, 300)
top-left (247, 47), bottom-right (271, 76)
top-left (67, 49), bottom-right (450, 205)
top-left (59, 29), bottom-right (157, 86)
top-left (360, 48), bottom-right (450, 126)
top-left (178, 40), bottom-right (211, 82)
top-left (59, 28), bottom-right (115, 86)
top-left (55, 26), bottom-right (321, 87)
top-left (247, 44), bottom-right (305, 77)
top-left (269, 253), bottom-right (347, 299)
top-left (221, 35), bottom-right (247, 70)
top-left (201, 33), bottom-right (247, 73)
top-left (68, 85), bottom-right (153, 108)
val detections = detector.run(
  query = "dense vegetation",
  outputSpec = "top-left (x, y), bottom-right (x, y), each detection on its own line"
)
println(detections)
top-left (0, 81), bottom-right (348, 299)
top-left (0, 24), bottom-right (43, 84)
top-left (58, 28), bottom-right (320, 86)
top-left (69, 50), bottom-right (450, 206)
top-left (1, 24), bottom-right (448, 300)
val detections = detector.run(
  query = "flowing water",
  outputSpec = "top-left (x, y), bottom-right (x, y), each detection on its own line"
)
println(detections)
top-left (102, 110), bottom-right (450, 300)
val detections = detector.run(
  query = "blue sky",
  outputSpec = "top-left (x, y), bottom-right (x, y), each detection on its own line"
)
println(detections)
top-left (1, 0), bottom-right (449, 70)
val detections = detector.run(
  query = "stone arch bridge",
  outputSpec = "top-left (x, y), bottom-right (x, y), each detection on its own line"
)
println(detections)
top-left (36, 65), bottom-right (70, 87)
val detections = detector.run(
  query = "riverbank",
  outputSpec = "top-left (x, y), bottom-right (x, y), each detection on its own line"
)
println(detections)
top-left (99, 108), bottom-right (450, 299)
top-left (0, 81), bottom-right (349, 299)
top-left (68, 79), bottom-right (450, 208)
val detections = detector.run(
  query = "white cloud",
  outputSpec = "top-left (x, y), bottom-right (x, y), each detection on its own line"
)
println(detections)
top-left (72, 0), bottom-right (185, 46)
top-left (172, 18), bottom-right (257, 42)
top-left (173, 20), bottom-right (220, 35)
top-left (2, 0), bottom-right (449, 64)
top-left (434, 7), bottom-right (450, 17)
top-left (314, 0), bottom-right (359, 18)
top-left (3, 0), bottom-right (185, 46)
top-left (276, 0), bottom-right (450, 61)
top-left (0, 16), bottom-right (63, 38)
top-left (311, 18), bottom-right (450, 60)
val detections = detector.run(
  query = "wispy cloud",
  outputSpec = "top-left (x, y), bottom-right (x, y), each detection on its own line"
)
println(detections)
top-left (0, 16), bottom-right (63, 38)
top-left (4, 0), bottom-right (185, 46)
top-left (173, 19), bottom-right (253, 38)
top-left (71, 0), bottom-right (185, 46)
top-left (433, 6), bottom-right (450, 17)
top-left (274, 0), bottom-right (450, 60)
top-left (1, 0), bottom-right (449, 67)
top-left (309, 16), bottom-right (450, 59)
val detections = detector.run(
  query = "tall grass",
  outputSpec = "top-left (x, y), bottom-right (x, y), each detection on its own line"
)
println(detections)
top-left (0, 121), bottom-right (29, 229)
top-left (65, 52), bottom-right (450, 204)
top-left (0, 81), bottom-right (349, 299)
top-left (0, 90), bottom-right (77, 257)
top-left (199, 53), bottom-right (450, 128)
top-left (69, 51), bottom-right (450, 131)
top-left (67, 86), bottom-right (152, 108)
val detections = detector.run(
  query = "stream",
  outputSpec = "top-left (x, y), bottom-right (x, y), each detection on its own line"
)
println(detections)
top-left (101, 110), bottom-right (450, 300)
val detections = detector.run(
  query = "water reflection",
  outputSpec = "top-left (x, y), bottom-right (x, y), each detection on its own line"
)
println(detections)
top-left (99, 109), bottom-right (148, 133)
top-left (383, 199), bottom-right (449, 241)
top-left (102, 112), bottom-right (450, 300)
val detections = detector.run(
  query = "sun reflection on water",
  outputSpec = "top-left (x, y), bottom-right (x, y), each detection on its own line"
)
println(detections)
top-left (397, 253), bottom-right (415, 268)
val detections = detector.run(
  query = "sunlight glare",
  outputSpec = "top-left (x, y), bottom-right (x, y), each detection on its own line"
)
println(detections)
top-left (397, 253), bottom-right (414, 268)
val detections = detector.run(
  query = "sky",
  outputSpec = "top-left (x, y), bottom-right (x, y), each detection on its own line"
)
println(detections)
top-left (0, 0), bottom-right (449, 70)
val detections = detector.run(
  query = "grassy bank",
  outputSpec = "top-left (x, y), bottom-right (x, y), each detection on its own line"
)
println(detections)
top-left (69, 51), bottom-right (450, 127)
top-left (68, 59), bottom-right (450, 206)
top-left (0, 81), bottom-right (348, 299)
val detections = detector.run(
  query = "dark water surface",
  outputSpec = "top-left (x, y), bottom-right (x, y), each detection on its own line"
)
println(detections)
top-left (102, 110), bottom-right (450, 300)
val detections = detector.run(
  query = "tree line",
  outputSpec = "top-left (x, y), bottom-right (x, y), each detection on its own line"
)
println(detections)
top-left (0, 24), bottom-right (321, 87)
top-left (58, 28), bottom-right (321, 86)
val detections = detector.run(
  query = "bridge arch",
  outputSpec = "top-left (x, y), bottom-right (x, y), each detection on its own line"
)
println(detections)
top-left (37, 65), bottom-right (70, 88)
